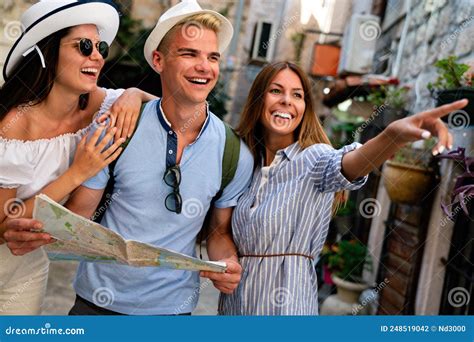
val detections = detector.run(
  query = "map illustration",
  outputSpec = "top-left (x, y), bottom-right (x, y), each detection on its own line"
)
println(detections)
top-left (33, 194), bottom-right (226, 273)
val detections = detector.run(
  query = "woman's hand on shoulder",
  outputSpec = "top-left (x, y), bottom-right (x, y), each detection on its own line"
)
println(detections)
top-left (107, 88), bottom-right (156, 140)
top-left (69, 125), bottom-right (125, 184)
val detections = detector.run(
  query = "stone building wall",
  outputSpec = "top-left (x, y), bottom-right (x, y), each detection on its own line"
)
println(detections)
top-left (129, 0), bottom-right (169, 28)
top-left (368, 0), bottom-right (474, 314)
top-left (226, 0), bottom-right (287, 124)
top-left (375, 0), bottom-right (474, 114)
top-left (0, 0), bottom-right (33, 85)
top-left (223, 0), bottom-right (352, 123)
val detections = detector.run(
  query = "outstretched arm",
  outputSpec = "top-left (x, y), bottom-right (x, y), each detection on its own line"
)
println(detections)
top-left (341, 99), bottom-right (467, 181)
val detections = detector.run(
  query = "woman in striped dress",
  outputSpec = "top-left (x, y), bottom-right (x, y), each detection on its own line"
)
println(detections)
top-left (217, 61), bottom-right (465, 315)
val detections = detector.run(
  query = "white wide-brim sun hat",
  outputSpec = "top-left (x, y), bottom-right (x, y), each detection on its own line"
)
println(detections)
top-left (143, 0), bottom-right (234, 72)
top-left (3, 0), bottom-right (120, 80)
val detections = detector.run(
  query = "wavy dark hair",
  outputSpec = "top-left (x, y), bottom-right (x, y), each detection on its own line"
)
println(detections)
top-left (0, 27), bottom-right (87, 120)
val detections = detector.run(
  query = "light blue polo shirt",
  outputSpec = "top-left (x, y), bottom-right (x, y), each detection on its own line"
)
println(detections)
top-left (73, 99), bottom-right (253, 315)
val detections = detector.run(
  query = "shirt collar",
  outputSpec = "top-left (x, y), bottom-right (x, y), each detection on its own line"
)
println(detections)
top-left (259, 141), bottom-right (302, 167)
top-left (280, 142), bottom-right (302, 161)
top-left (156, 99), bottom-right (211, 140)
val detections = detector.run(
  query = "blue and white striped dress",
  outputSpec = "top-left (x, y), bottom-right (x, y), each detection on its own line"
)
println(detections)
top-left (218, 142), bottom-right (367, 315)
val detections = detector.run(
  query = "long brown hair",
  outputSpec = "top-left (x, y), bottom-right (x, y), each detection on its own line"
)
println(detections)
top-left (0, 27), bottom-right (90, 120)
top-left (236, 61), bottom-right (345, 212)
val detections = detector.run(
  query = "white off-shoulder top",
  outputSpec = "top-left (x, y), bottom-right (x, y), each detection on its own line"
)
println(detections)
top-left (0, 88), bottom-right (124, 200)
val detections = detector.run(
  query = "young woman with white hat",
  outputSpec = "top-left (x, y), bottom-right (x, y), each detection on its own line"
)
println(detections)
top-left (0, 0), bottom-right (154, 315)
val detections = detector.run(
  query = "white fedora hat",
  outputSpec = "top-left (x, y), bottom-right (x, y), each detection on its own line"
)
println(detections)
top-left (143, 0), bottom-right (233, 71)
top-left (3, 0), bottom-right (120, 80)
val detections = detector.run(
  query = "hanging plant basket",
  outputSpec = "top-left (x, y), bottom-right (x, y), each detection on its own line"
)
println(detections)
top-left (383, 161), bottom-right (435, 205)
top-left (427, 56), bottom-right (474, 125)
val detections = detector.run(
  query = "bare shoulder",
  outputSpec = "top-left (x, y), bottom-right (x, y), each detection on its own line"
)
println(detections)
top-left (86, 88), bottom-right (107, 116)
top-left (0, 106), bottom-right (30, 140)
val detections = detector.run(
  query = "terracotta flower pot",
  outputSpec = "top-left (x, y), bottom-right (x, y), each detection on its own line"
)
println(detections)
top-left (382, 160), bottom-right (435, 205)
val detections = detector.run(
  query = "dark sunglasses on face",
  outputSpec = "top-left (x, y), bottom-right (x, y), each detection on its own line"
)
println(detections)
top-left (163, 165), bottom-right (182, 214)
top-left (63, 38), bottom-right (109, 59)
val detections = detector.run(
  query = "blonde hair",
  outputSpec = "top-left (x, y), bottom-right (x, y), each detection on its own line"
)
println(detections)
top-left (157, 13), bottom-right (222, 53)
top-left (236, 61), bottom-right (345, 214)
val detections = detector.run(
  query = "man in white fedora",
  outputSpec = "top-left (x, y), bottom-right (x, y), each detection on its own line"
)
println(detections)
top-left (8, 0), bottom-right (253, 315)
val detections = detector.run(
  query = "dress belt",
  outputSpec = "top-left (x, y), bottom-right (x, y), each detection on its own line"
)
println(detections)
top-left (239, 253), bottom-right (314, 261)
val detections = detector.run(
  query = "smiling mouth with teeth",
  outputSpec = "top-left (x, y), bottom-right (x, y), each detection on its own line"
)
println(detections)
top-left (81, 68), bottom-right (98, 76)
top-left (187, 77), bottom-right (210, 85)
top-left (272, 111), bottom-right (293, 120)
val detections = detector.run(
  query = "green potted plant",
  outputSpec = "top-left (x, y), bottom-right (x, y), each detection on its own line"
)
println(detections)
top-left (382, 139), bottom-right (437, 205)
top-left (320, 240), bottom-right (373, 315)
top-left (367, 85), bottom-right (410, 126)
top-left (428, 55), bottom-right (474, 125)
top-left (323, 240), bottom-right (372, 283)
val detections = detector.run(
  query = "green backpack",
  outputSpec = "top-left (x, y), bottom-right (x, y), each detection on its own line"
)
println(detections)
top-left (93, 103), bottom-right (241, 256)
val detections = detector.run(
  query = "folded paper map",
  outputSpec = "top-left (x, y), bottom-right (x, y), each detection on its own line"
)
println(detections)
top-left (33, 194), bottom-right (226, 273)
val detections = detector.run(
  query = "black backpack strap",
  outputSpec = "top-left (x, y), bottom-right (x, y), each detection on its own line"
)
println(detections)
top-left (198, 122), bottom-right (241, 258)
top-left (92, 103), bottom-right (147, 223)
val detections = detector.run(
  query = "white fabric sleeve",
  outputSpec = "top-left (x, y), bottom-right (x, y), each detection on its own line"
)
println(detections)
top-left (0, 141), bottom-right (34, 189)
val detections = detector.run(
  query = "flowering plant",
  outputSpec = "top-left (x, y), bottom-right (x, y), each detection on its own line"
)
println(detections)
top-left (437, 147), bottom-right (474, 219)
top-left (427, 56), bottom-right (473, 93)
top-left (321, 240), bottom-right (372, 283)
